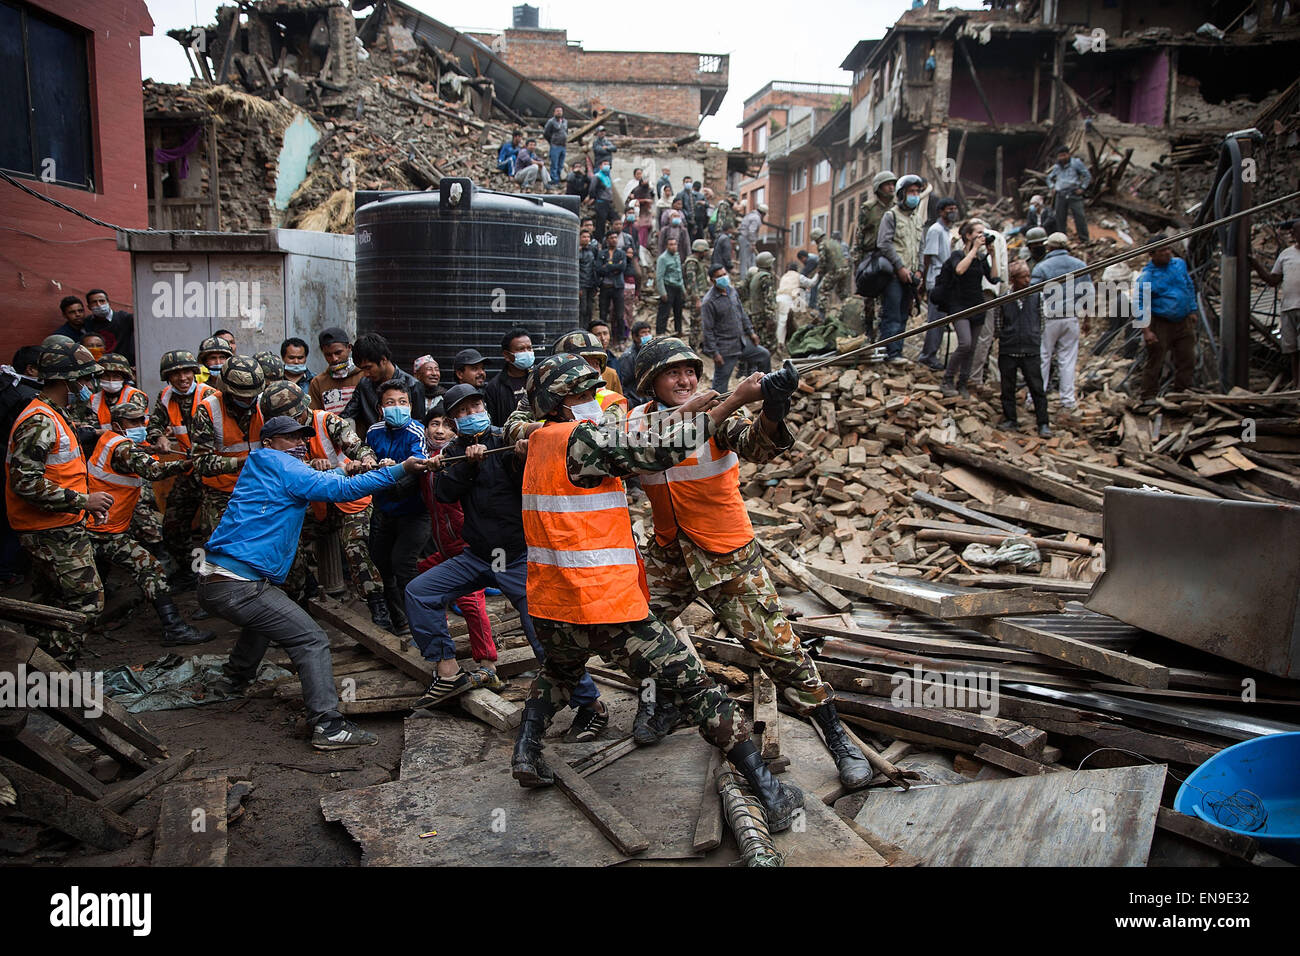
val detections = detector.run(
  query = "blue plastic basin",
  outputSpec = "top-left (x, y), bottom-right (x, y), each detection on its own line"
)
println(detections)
top-left (1173, 732), bottom-right (1300, 863)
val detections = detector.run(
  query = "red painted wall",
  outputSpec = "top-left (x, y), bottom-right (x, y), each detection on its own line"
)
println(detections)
top-left (0, 0), bottom-right (153, 358)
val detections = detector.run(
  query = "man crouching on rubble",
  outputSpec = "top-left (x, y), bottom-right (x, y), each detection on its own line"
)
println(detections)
top-left (511, 353), bottom-right (804, 831)
top-left (627, 338), bottom-right (874, 790)
top-left (196, 415), bottom-right (432, 750)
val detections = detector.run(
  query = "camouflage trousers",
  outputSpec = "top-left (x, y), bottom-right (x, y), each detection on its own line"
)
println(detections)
top-left (161, 472), bottom-right (204, 567)
top-left (130, 482), bottom-right (164, 546)
top-left (530, 613), bottom-right (749, 753)
top-left (90, 529), bottom-right (169, 602)
top-left (644, 538), bottom-right (831, 714)
top-left (817, 268), bottom-right (851, 313)
top-left (754, 309), bottom-right (778, 353)
top-left (20, 524), bottom-right (104, 660)
top-left (199, 488), bottom-right (232, 539)
top-left (285, 505), bottom-right (382, 602)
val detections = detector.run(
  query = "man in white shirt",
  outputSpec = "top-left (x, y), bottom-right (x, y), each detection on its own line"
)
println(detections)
top-left (1254, 219), bottom-right (1300, 388)
top-left (965, 221), bottom-right (1009, 389)
top-left (918, 198), bottom-right (959, 369)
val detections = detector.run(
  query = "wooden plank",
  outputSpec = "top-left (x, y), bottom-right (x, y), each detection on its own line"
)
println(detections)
top-left (550, 760), bottom-right (649, 856)
top-left (949, 573), bottom-right (1094, 594)
top-left (3, 727), bottom-right (105, 799)
top-left (803, 560), bottom-right (1061, 618)
top-left (834, 691), bottom-right (1047, 758)
top-left (0, 595), bottom-right (88, 629)
top-left (152, 778), bottom-right (228, 866)
top-left (941, 466), bottom-right (1000, 505)
top-left (792, 619), bottom-right (1059, 666)
top-left (29, 649), bottom-right (168, 758)
top-left (0, 754), bottom-right (137, 850)
top-left (916, 528), bottom-right (1096, 555)
top-left (977, 496), bottom-right (1104, 538)
top-left (98, 749), bottom-right (198, 814)
top-left (459, 688), bottom-right (521, 731)
top-left (691, 748), bottom-right (724, 852)
top-left (977, 616), bottom-right (1170, 689)
top-left (972, 743), bottom-right (1063, 776)
top-left (1063, 457), bottom-right (1216, 498)
top-left (309, 597), bottom-right (435, 682)
top-left (758, 541), bottom-right (852, 612)
top-left (912, 490), bottom-right (1029, 533)
top-left (488, 644), bottom-right (537, 678)
top-left (753, 673), bottom-right (780, 759)
top-left (1155, 806), bottom-right (1261, 862)
top-left (931, 445), bottom-right (1104, 511)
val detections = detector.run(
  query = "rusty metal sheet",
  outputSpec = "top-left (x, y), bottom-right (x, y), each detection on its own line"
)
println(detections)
top-left (1086, 488), bottom-right (1300, 678)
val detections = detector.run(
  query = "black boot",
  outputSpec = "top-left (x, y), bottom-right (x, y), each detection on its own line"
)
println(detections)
top-left (727, 739), bottom-right (804, 833)
top-left (154, 596), bottom-right (216, 646)
top-left (812, 700), bottom-right (873, 789)
top-left (387, 595), bottom-right (410, 636)
top-left (632, 694), bottom-right (658, 746)
top-left (366, 593), bottom-right (392, 630)
top-left (646, 699), bottom-right (680, 740)
top-left (512, 699), bottom-right (555, 788)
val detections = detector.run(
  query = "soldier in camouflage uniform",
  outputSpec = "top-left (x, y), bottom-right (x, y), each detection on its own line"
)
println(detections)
top-left (190, 356), bottom-right (266, 535)
top-left (148, 350), bottom-right (218, 588)
top-left (254, 350), bottom-right (285, 382)
top-left (502, 330), bottom-right (628, 445)
top-left (4, 344), bottom-right (108, 659)
top-left (627, 338), bottom-right (874, 789)
top-left (684, 239), bottom-right (712, 352)
top-left (85, 395), bottom-right (214, 646)
top-left (714, 192), bottom-right (737, 236)
top-left (813, 226), bottom-right (851, 315)
top-left (749, 251), bottom-right (778, 352)
top-left (510, 353), bottom-right (804, 830)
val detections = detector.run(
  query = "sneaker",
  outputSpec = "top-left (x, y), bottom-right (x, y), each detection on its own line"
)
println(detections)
top-left (887, 356), bottom-right (910, 366)
top-left (570, 703), bottom-right (609, 742)
top-left (996, 419), bottom-right (1019, 431)
top-left (414, 671), bottom-right (471, 710)
top-left (311, 719), bottom-right (378, 750)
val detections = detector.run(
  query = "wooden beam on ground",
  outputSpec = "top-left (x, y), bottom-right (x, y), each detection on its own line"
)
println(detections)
top-left (550, 760), bottom-right (649, 856)
top-left (0, 754), bottom-right (138, 850)
top-left (1155, 806), bottom-right (1263, 862)
top-left (0, 596), bottom-right (88, 630)
top-left (931, 445), bottom-right (1104, 511)
top-left (309, 597), bottom-right (435, 682)
top-left (2, 727), bottom-right (105, 799)
top-left (917, 528), bottom-right (1097, 555)
top-left (572, 737), bottom-right (637, 777)
top-left (834, 691), bottom-right (1047, 758)
top-left (691, 748), bottom-right (724, 852)
top-left (28, 647), bottom-right (168, 758)
top-left (975, 496), bottom-right (1104, 538)
top-left (98, 750), bottom-right (198, 814)
top-left (911, 490), bottom-right (1028, 533)
top-left (757, 540), bottom-right (852, 612)
top-left (753, 673), bottom-right (780, 759)
top-left (152, 777), bottom-right (228, 866)
top-left (977, 616), bottom-right (1170, 689)
top-left (948, 573), bottom-right (1094, 595)
top-left (972, 742), bottom-right (1063, 776)
top-left (1062, 457), bottom-right (1218, 498)
top-left (803, 560), bottom-right (1061, 618)
top-left (459, 688), bottom-right (521, 731)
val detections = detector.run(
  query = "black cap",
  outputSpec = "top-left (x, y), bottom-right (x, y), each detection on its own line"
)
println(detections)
top-left (442, 383), bottom-right (483, 415)
top-left (318, 326), bottom-right (350, 348)
top-left (261, 415), bottom-right (316, 440)
top-left (454, 348), bottom-right (485, 368)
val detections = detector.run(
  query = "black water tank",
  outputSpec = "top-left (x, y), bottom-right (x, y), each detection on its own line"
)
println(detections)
top-left (355, 178), bottom-right (578, 377)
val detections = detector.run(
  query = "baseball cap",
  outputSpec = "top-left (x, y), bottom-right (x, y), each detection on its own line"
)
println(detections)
top-left (454, 348), bottom-right (485, 368)
top-left (318, 326), bottom-right (350, 348)
top-left (261, 415), bottom-right (316, 440)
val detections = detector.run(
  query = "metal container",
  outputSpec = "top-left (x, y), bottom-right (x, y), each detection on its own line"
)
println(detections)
top-left (354, 179), bottom-right (579, 376)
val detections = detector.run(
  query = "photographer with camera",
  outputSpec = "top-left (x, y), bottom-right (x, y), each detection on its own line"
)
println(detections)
top-left (937, 221), bottom-right (999, 399)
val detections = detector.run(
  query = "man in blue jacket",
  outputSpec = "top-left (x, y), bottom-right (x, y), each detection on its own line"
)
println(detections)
top-left (1133, 237), bottom-right (1198, 402)
top-left (197, 416), bottom-right (432, 750)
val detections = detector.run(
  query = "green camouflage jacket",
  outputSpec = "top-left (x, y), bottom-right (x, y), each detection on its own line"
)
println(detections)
top-left (818, 235), bottom-right (847, 277)
top-left (190, 397), bottom-right (259, 477)
top-left (503, 395), bottom-right (627, 447)
top-left (110, 439), bottom-right (192, 481)
top-left (854, 196), bottom-right (888, 261)
top-left (564, 408), bottom-right (717, 488)
top-left (684, 256), bottom-right (710, 302)
top-left (747, 270), bottom-right (776, 320)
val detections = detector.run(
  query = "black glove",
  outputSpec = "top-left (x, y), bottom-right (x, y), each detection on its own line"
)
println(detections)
top-left (760, 359), bottom-right (800, 421)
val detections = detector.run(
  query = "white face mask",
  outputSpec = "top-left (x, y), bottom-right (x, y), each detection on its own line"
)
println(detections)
top-left (568, 400), bottom-right (604, 424)
top-left (101, 380), bottom-right (124, 394)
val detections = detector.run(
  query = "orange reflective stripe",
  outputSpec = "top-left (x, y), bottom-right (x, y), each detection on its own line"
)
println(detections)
top-left (628, 402), bottom-right (753, 552)
top-left (4, 399), bottom-right (87, 531)
top-left (160, 383), bottom-right (213, 450)
top-left (199, 394), bottom-right (263, 494)
top-left (92, 385), bottom-right (148, 426)
top-left (521, 421), bottom-right (648, 625)
top-left (309, 410), bottom-right (369, 519)
top-left (86, 432), bottom-right (142, 534)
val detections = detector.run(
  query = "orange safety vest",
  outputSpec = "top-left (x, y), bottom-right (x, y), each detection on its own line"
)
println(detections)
top-left (628, 401), bottom-right (754, 553)
top-left (89, 385), bottom-right (149, 426)
top-left (197, 393), bottom-right (263, 494)
top-left (4, 398), bottom-right (87, 531)
top-left (596, 387), bottom-right (626, 413)
top-left (308, 410), bottom-right (371, 520)
top-left (158, 382), bottom-right (216, 452)
top-left (521, 421), bottom-right (649, 625)
top-left (86, 432), bottom-right (144, 534)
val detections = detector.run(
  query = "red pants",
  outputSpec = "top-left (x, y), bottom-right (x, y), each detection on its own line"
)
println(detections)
top-left (415, 551), bottom-right (497, 662)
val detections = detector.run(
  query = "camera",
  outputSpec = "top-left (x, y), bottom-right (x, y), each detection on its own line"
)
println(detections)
top-left (983, 231), bottom-right (996, 244)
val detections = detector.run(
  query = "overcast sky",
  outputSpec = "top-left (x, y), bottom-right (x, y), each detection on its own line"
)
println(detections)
top-left (138, 0), bottom-right (905, 148)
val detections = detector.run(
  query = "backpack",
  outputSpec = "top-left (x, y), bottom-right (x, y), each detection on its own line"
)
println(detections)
top-left (855, 250), bottom-right (893, 298)
top-left (929, 255), bottom-right (958, 313)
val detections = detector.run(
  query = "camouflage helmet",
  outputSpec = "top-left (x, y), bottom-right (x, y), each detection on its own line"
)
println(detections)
top-left (39, 343), bottom-right (102, 383)
top-left (259, 380), bottom-right (308, 420)
top-left (220, 355), bottom-right (265, 399)
top-left (691, 239), bottom-right (710, 253)
top-left (42, 334), bottom-right (75, 349)
top-left (110, 393), bottom-right (150, 423)
top-left (1025, 226), bottom-right (1048, 244)
top-left (527, 353), bottom-right (603, 418)
top-left (552, 329), bottom-right (607, 370)
top-left (160, 349), bottom-right (201, 377)
top-left (872, 170), bottom-right (898, 191)
top-left (198, 335), bottom-right (234, 361)
top-left (97, 353), bottom-right (135, 379)
top-left (634, 336), bottom-right (703, 394)
top-left (811, 226), bottom-right (826, 242)
top-left (756, 251), bottom-right (775, 270)
top-left (254, 350), bottom-right (285, 381)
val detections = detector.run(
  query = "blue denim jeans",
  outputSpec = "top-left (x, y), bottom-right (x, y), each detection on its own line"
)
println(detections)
top-left (549, 145), bottom-right (566, 185)
top-left (712, 342), bottom-right (771, 392)
top-left (879, 275), bottom-right (909, 358)
top-left (404, 549), bottom-right (599, 708)
top-left (918, 298), bottom-right (947, 366)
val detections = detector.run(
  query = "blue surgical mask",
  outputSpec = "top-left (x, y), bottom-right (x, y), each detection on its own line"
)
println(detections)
top-left (91, 304), bottom-right (111, 318)
top-left (76, 384), bottom-right (92, 403)
top-left (512, 350), bottom-right (536, 370)
top-left (285, 363), bottom-right (308, 374)
top-left (905, 195), bottom-right (920, 209)
top-left (383, 405), bottom-right (411, 428)
top-left (125, 426), bottom-right (148, 444)
top-left (207, 365), bottom-right (222, 377)
top-left (715, 275), bottom-right (730, 289)
top-left (456, 412), bottom-right (491, 436)
top-left (639, 335), bottom-right (652, 346)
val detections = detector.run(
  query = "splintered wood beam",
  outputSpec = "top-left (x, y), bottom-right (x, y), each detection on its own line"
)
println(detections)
top-left (551, 760), bottom-right (649, 856)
